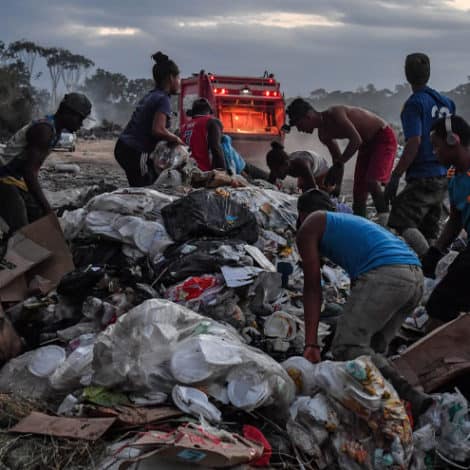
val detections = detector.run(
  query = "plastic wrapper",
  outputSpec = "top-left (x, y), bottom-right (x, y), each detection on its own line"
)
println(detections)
top-left (223, 187), bottom-right (298, 232)
top-left (91, 299), bottom-right (295, 412)
top-left (161, 189), bottom-right (259, 244)
top-left (85, 187), bottom-right (176, 220)
top-left (287, 357), bottom-right (413, 469)
top-left (420, 390), bottom-right (470, 465)
top-left (151, 142), bottom-right (190, 172)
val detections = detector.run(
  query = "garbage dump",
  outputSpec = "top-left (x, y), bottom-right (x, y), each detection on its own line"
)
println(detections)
top-left (0, 167), bottom-right (469, 469)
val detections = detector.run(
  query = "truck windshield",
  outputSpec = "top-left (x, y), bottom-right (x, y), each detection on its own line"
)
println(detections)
top-left (218, 100), bottom-right (280, 135)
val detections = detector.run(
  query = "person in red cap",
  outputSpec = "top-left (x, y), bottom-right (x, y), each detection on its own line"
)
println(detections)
top-left (0, 92), bottom-right (92, 231)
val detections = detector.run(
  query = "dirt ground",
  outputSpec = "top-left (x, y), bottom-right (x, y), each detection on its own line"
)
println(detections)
top-left (40, 133), bottom-right (357, 195)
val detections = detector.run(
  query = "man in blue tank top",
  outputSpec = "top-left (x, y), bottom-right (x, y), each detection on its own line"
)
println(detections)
top-left (385, 53), bottom-right (455, 255)
top-left (296, 189), bottom-right (431, 415)
top-left (421, 115), bottom-right (470, 322)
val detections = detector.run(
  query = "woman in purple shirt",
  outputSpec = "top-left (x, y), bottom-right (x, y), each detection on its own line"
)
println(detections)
top-left (115, 52), bottom-right (184, 186)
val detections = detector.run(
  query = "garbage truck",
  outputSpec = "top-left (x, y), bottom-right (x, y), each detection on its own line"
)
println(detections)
top-left (179, 70), bottom-right (286, 162)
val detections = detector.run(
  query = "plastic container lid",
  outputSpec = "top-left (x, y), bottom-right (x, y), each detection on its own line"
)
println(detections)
top-left (28, 345), bottom-right (66, 377)
top-left (227, 368), bottom-right (270, 410)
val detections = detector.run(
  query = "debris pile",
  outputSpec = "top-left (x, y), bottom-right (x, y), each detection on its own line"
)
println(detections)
top-left (0, 175), bottom-right (469, 469)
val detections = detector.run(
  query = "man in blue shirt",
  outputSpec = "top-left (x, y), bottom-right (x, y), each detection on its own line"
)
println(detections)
top-left (386, 53), bottom-right (455, 255)
top-left (421, 115), bottom-right (470, 321)
top-left (296, 189), bottom-right (430, 415)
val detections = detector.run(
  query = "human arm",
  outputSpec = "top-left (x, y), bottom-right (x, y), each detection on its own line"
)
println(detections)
top-left (421, 204), bottom-right (462, 277)
top-left (290, 158), bottom-right (317, 191)
top-left (330, 107), bottom-right (363, 164)
top-left (207, 119), bottom-right (226, 170)
top-left (384, 136), bottom-right (421, 204)
top-left (152, 112), bottom-right (184, 146)
top-left (23, 123), bottom-right (54, 213)
top-left (296, 212), bottom-right (325, 363)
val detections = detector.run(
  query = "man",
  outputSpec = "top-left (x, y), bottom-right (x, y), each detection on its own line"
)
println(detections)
top-left (296, 189), bottom-right (430, 415)
top-left (385, 53), bottom-right (456, 255)
top-left (180, 98), bottom-right (226, 172)
top-left (421, 115), bottom-right (470, 322)
top-left (181, 97), bottom-right (268, 180)
top-left (0, 93), bottom-right (92, 232)
top-left (285, 98), bottom-right (397, 223)
top-left (266, 141), bottom-right (330, 192)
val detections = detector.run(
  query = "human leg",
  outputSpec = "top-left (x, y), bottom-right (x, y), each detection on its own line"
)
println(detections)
top-left (366, 126), bottom-right (397, 215)
top-left (331, 264), bottom-right (430, 415)
top-left (0, 183), bottom-right (29, 231)
top-left (426, 245), bottom-right (470, 322)
top-left (114, 139), bottom-right (155, 187)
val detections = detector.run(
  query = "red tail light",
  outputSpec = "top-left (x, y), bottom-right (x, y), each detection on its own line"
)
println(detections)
top-left (273, 91), bottom-right (278, 97)
top-left (264, 91), bottom-right (271, 97)
top-left (220, 88), bottom-right (226, 95)
top-left (214, 88), bottom-right (219, 94)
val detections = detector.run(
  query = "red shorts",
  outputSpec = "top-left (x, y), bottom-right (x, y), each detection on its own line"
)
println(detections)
top-left (353, 126), bottom-right (397, 202)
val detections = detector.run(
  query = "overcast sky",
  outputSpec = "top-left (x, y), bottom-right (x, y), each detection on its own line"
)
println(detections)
top-left (2, 0), bottom-right (470, 96)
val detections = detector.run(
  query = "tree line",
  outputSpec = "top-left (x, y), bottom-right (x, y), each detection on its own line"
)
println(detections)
top-left (302, 81), bottom-right (470, 127)
top-left (1, 38), bottom-right (469, 138)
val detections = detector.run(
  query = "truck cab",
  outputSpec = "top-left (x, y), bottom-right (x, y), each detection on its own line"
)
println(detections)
top-left (180, 71), bottom-right (285, 162)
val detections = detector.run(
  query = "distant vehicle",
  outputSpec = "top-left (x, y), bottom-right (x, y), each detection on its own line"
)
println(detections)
top-left (180, 71), bottom-right (286, 160)
top-left (54, 132), bottom-right (76, 152)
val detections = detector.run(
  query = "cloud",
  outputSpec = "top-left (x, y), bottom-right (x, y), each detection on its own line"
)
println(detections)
top-left (177, 12), bottom-right (344, 29)
top-left (445, 0), bottom-right (470, 10)
top-left (64, 24), bottom-right (142, 38)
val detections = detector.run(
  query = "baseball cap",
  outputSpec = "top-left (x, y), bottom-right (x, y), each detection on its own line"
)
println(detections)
top-left (61, 93), bottom-right (92, 118)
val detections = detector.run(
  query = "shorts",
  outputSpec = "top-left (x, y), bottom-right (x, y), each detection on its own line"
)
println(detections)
top-left (114, 139), bottom-right (156, 187)
top-left (388, 176), bottom-right (448, 239)
top-left (426, 244), bottom-right (470, 322)
top-left (353, 126), bottom-right (397, 202)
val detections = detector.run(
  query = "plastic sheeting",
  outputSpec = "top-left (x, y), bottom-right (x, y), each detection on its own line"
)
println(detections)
top-left (162, 189), bottom-right (259, 244)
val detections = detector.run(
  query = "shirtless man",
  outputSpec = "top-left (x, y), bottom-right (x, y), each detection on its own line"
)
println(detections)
top-left (285, 98), bottom-right (397, 222)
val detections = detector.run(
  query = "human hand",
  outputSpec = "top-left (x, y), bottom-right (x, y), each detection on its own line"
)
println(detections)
top-left (421, 246), bottom-right (446, 278)
top-left (325, 162), bottom-right (344, 191)
top-left (384, 173), bottom-right (400, 206)
top-left (303, 345), bottom-right (321, 364)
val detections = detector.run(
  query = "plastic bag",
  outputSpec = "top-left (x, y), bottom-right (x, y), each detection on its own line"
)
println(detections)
top-left (91, 299), bottom-right (295, 411)
top-left (221, 134), bottom-right (246, 175)
top-left (420, 390), bottom-right (470, 464)
top-left (162, 189), bottom-right (259, 244)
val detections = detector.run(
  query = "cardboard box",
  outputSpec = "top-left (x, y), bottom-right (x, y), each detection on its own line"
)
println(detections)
top-left (393, 313), bottom-right (470, 392)
top-left (0, 214), bottom-right (74, 303)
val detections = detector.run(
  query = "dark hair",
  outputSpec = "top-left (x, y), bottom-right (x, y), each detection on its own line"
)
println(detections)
top-left (431, 115), bottom-right (470, 147)
top-left (152, 51), bottom-right (179, 88)
top-left (297, 189), bottom-right (336, 214)
top-left (187, 98), bottom-right (213, 117)
top-left (405, 53), bottom-right (430, 87)
top-left (266, 141), bottom-right (288, 168)
top-left (286, 98), bottom-right (314, 126)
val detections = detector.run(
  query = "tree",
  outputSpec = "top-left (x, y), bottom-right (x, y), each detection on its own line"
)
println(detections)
top-left (7, 40), bottom-right (44, 81)
top-left (125, 78), bottom-right (154, 105)
top-left (60, 52), bottom-right (94, 92)
top-left (0, 61), bottom-right (33, 136)
top-left (83, 68), bottom-right (128, 103)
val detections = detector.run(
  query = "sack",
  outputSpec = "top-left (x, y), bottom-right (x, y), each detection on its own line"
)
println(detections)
top-left (162, 189), bottom-right (259, 244)
top-left (221, 135), bottom-right (246, 175)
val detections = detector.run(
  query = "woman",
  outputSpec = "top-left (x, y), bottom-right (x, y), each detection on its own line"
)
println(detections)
top-left (266, 142), bottom-right (330, 192)
top-left (115, 52), bottom-right (184, 186)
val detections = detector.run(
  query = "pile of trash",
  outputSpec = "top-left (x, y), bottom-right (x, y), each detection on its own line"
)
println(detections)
top-left (0, 171), bottom-right (470, 468)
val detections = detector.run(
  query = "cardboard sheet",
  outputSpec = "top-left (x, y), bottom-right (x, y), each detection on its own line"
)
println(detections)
top-left (10, 412), bottom-right (115, 441)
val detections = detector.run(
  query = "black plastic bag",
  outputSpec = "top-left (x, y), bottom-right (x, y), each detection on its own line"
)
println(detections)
top-left (162, 190), bottom-right (259, 244)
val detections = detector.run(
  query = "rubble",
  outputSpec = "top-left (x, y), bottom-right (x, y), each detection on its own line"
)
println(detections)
top-left (0, 163), bottom-right (469, 469)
